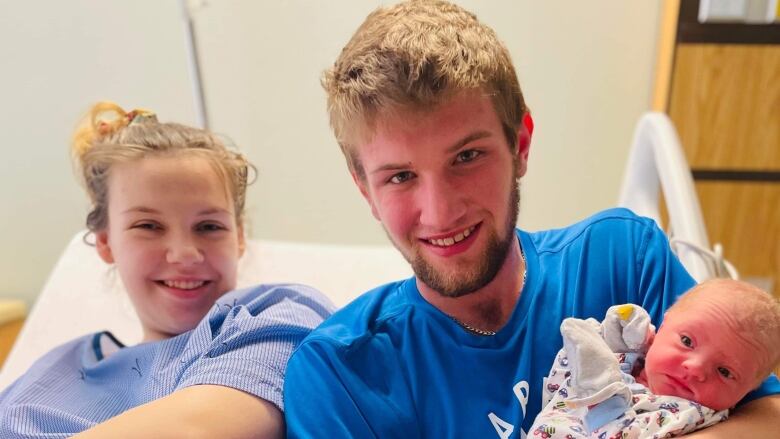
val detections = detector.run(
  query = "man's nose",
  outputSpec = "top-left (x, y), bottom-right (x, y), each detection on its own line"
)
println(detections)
top-left (166, 235), bottom-right (204, 265)
top-left (417, 176), bottom-right (466, 228)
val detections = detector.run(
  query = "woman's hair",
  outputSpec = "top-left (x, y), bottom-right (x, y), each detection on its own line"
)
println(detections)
top-left (71, 101), bottom-right (253, 232)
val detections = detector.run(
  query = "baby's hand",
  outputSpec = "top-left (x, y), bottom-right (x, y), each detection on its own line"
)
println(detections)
top-left (602, 304), bottom-right (655, 353)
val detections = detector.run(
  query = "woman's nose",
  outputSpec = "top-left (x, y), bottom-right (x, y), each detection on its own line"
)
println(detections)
top-left (166, 236), bottom-right (204, 265)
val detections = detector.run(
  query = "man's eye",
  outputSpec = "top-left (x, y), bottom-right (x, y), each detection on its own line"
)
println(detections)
top-left (680, 335), bottom-right (693, 347)
top-left (455, 149), bottom-right (481, 163)
top-left (717, 367), bottom-right (732, 378)
top-left (389, 171), bottom-right (414, 184)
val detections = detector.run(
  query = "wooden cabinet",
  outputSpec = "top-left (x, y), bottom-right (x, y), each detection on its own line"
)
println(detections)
top-left (670, 44), bottom-right (779, 170)
top-left (0, 300), bottom-right (26, 367)
top-left (656, 0), bottom-right (780, 296)
top-left (0, 319), bottom-right (24, 367)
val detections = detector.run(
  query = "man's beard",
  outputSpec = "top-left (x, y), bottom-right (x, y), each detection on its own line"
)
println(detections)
top-left (393, 176), bottom-right (520, 299)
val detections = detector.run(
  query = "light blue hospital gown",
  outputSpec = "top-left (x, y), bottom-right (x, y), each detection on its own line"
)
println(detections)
top-left (0, 283), bottom-right (334, 438)
top-left (529, 304), bottom-right (727, 438)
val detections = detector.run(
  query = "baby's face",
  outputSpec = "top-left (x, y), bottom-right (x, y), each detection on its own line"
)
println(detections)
top-left (643, 297), bottom-right (767, 410)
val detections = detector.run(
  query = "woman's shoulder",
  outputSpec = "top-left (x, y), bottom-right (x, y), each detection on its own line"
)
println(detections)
top-left (20, 333), bottom-right (94, 370)
top-left (203, 283), bottom-right (335, 335)
top-left (227, 283), bottom-right (334, 314)
top-left (1, 333), bottom-right (94, 398)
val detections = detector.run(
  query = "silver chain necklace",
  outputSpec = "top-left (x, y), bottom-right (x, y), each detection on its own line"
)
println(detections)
top-left (450, 244), bottom-right (527, 337)
top-left (451, 317), bottom-right (499, 337)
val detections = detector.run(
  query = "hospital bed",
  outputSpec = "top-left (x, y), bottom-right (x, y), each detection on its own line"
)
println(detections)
top-left (0, 112), bottom-right (726, 389)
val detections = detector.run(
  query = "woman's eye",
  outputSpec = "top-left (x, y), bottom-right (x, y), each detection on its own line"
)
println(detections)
top-left (455, 149), bottom-right (481, 163)
top-left (389, 171), bottom-right (414, 184)
top-left (132, 222), bottom-right (161, 231)
top-left (197, 222), bottom-right (226, 232)
top-left (680, 335), bottom-right (693, 347)
top-left (717, 367), bottom-right (732, 378)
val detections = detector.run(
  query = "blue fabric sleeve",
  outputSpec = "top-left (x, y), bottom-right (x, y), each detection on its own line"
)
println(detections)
top-left (284, 339), bottom-right (380, 439)
top-left (740, 374), bottom-right (780, 407)
top-left (178, 285), bottom-right (332, 411)
top-left (632, 216), bottom-right (695, 321)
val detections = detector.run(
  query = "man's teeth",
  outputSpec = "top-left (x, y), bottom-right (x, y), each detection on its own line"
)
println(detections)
top-left (428, 226), bottom-right (475, 247)
top-left (163, 280), bottom-right (206, 290)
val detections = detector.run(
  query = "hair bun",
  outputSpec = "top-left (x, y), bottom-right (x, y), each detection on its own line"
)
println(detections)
top-left (71, 101), bottom-right (130, 161)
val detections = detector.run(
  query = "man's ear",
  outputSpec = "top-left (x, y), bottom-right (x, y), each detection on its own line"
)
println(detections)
top-left (516, 113), bottom-right (533, 178)
top-left (351, 170), bottom-right (380, 220)
top-left (95, 230), bottom-right (115, 264)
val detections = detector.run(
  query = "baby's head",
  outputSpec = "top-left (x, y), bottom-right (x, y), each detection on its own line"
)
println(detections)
top-left (644, 279), bottom-right (780, 410)
top-left (72, 102), bottom-right (253, 341)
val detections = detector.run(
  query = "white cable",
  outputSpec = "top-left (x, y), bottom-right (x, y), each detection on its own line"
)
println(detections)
top-left (668, 237), bottom-right (740, 280)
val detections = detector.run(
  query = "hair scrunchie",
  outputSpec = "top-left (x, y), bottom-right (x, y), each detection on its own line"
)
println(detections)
top-left (71, 101), bottom-right (157, 160)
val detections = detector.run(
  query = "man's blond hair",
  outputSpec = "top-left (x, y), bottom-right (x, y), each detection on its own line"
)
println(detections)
top-left (323, 0), bottom-right (527, 178)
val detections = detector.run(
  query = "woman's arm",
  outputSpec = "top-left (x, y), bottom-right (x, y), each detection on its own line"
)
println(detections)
top-left (685, 395), bottom-right (780, 438)
top-left (73, 384), bottom-right (283, 439)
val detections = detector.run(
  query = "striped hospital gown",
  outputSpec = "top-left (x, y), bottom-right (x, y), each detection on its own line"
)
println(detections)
top-left (0, 283), bottom-right (333, 437)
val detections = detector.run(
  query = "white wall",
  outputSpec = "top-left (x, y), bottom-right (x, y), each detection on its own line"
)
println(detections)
top-left (0, 0), bottom-right (661, 304)
top-left (0, 0), bottom-right (198, 304)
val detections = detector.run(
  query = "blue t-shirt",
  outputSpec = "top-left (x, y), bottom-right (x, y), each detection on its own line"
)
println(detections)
top-left (284, 209), bottom-right (780, 438)
top-left (0, 283), bottom-right (334, 438)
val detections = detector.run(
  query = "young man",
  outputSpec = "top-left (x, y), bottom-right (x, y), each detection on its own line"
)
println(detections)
top-left (283, 1), bottom-right (780, 437)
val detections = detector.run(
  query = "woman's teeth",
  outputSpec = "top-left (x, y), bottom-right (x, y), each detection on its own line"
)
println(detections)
top-left (162, 280), bottom-right (206, 290)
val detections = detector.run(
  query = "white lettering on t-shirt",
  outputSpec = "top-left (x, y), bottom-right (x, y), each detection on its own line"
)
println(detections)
top-left (488, 412), bottom-right (514, 439)
top-left (488, 380), bottom-right (530, 438)
top-left (513, 380), bottom-right (529, 418)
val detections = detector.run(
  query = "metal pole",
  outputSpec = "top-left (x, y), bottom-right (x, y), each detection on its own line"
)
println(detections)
top-left (180, 0), bottom-right (209, 129)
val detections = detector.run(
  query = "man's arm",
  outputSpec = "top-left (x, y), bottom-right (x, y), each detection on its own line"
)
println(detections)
top-left (285, 341), bottom-right (387, 439)
top-left (686, 395), bottom-right (780, 438)
top-left (73, 385), bottom-right (283, 439)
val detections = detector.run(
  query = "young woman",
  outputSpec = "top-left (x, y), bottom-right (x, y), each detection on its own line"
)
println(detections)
top-left (0, 102), bottom-right (333, 438)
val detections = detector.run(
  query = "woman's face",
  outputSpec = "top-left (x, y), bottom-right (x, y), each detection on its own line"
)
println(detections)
top-left (95, 155), bottom-right (244, 342)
